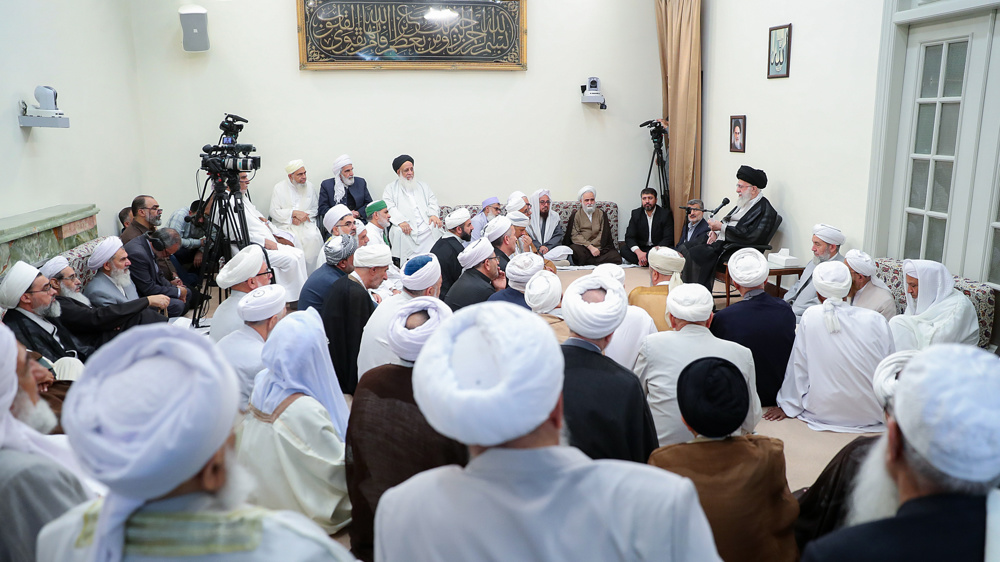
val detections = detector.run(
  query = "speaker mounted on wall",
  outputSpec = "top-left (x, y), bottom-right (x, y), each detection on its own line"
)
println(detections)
top-left (179, 5), bottom-right (210, 52)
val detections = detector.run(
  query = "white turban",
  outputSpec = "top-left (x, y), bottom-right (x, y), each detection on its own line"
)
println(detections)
top-left (813, 223), bottom-right (846, 246)
top-left (561, 274), bottom-right (628, 339)
top-left (845, 249), bottom-right (890, 291)
top-left (872, 350), bottom-right (919, 409)
top-left (387, 296), bottom-right (453, 362)
top-left (238, 284), bottom-right (287, 322)
top-left (413, 302), bottom-right (563, 446)
top-left (902, 259), bottom-right (955, 315)
top-left (331, 154), bottom-right (351, 175)
top-left (812, 260), bottom-right (853, 333)
top-left (216, 245), bottom-right (265, 289)
top-left (728, 248), bottom-right (769, 288)
top-left (323, 204), bottom-right (352, 234)
top-left (402, 253), bottom-right (442, 291)
top-left (484, 216), bottom-right (513, 243)
top-left (667, 283), bottom-right (714, 323)
top-left (648, 247), bottom-right (685, 292)
top-left (40, 256), bottom-right (70, 280)
top-left (63, 324), bottom-right (239, 562)
top-left (593, 263), bottom-right (625, 286)
top-left (0, 261), bottom-right (40, 310)
top-left (577, 185), bottom-right (596, 200)
top-left (524, 270), bottom-right (562, 314)
top-left (323, 234), bottom-right (358, 265)
top-left (507, 211), bottom-right (530, 228)
top-left (505, 253), bottom-right (544, 292)
top-left (445, 208), bottom-right (471, 230)
top-left (285, 159), bottom-right (305, 175)
top-left (88, 236), bottom-right (123, 271)
top-left (353, 244), bottom-right (392, 268)
top-left (894, 344), bottom-right (1000, 482)
top-left (505, 192), bottom-right (526, 214)
top-left (458, 238), bottom-right (494, 270)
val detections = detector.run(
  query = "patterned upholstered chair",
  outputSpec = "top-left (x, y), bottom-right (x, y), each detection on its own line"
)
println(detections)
top-left (438, 201), bottom-right (621, 242)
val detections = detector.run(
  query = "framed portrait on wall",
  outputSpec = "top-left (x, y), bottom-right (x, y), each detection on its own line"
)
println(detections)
top-left (768, 24), bottom-right (791, 78)
top-left (730, 115), bottom-right (745, 153)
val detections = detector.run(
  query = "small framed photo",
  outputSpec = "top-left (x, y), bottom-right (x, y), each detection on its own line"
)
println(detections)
top-left (768, 24), bottom-right (792, 79)
top-left (730, 115), bottom-right (746, 153)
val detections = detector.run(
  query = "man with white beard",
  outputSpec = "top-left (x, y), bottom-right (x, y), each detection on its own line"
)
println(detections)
top-left (566, 186), bottom-right (621, 266)
top-left (382, 154), bottom-right (443, 263)
top-left (470, 196), bottom-right (501, 241)
top-left (363, 200), bottom-right (391, 248)
top-left (801, 345), bottom-right (1000, 561)
top-left (888, 259), bottom-right (979, 351)
top-left (782, 223), bottom-right (846, 321)
top-left (270, 160), bottom-right (324, 268)
top-left (83, 237), bottom-right (153, 310)
top-left (38, 324), bottom-right (354, 561)
top-left (318, 154), bottom-right (373, 233)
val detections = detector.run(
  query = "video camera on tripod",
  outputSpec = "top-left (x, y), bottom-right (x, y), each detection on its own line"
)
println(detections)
top-left (200, 114), bottom-right (261, 184)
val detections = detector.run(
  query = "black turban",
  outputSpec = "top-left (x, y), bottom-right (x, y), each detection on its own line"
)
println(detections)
top-left (392, 154), bottom-right (414, 172)
top-left (736, 165), bottom-right (767, 189)
top-left (677, 357), bottom-right (749, 438)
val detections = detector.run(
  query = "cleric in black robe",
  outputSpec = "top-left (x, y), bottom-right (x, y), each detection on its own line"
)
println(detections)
top-left (430, 208), bottom-right (473, 301)
top-left (679, 165), bottom-right (779, 290)
top-left (0, 262), bottom-right (90, 363)
top-left (443, 238), bottom-right (501, 312)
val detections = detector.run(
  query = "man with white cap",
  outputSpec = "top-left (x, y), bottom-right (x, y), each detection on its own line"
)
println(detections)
top-left (319, 154), bottom-right (372, 232)
top-left (297, 234), bottom-right (357, 313)
top-left (623, 187), bottom-right (674, 266)
top-left (771, 261), bottom-right (894, 432)
top-left (347, 297), bottom-right (465, 561)
top-left (470, 196), bottom-right (501, 242)
top-left (507, 211), bottom-right (536, 254)
top-left (845, 249), bottom-right (896, 321)
top-left (357, 254), bottom-right (443, 378)
top-left (488, 252), bottom-right (543, 309)
top-left (628, 246), bottom-right (685, 331)
top-left (783, 223), bottom-right (847, 321)
top-left (321, 244), bottom-right (392, 395)
top-left (217, 284), bottom-right (287, 411)
top-left (239, 309), bottom-right (354, 536)
top-left (375, 302), bottom-right (721, 561)
top-left (566, 186), bottom-right (621, 266)
top-left (270, 159), bottom-right (323, 268)
top-left (560, 274), bottom-right (658, 462)
top-left (801, 345), bottom-right (1000, 561)
top-left (505, 191), bottom-right (531, 217)
top-left (83, 237), bottom-right (148, 309)
top-left (484, 214), bottom-right (516, 273)
top-left (209, 245), bottom-right (273, 342)
top-left (888, 259), bottom-right (979, 351)
top-left (38, 323), bottom-right (352, 561)
top-left (528, 189), bottom-right (570, 259)
top-left (430, 207), bottom-right (473, 300)
top-left (634, 283), bottom-right (761, 447)
top-left (593, 263), bottom-right (658, 370)
top-left (383, 154), bottom-right (443, 263)
top-left (524, 270), bottom-right (570, 343)
top-left (710, 248), bottom-right (795, 406)
top-left (322, 203), bottom-right (356, 240)
top-left (444, 237), bottom-right (506, 311)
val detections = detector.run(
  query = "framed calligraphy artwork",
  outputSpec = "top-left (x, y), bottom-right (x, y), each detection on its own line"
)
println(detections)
top-left (298, 0), bottom-right (527, 70)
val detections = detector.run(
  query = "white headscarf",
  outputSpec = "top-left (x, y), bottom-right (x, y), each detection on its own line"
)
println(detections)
top-left (402, 253), bottom-right (442, 291)
top-left (484, 215), bottom-right (513, 243)
top-left (251, 309), bottom-right (350, 439)
top-left (872, 350), bottom-right (919, 409)
top-left (323, 204), bottom-right (352, 234)
top-left (216, 245), bottom-right (265, 289)
top-left (505, 192), bottom-right (526, 214)
top-left (561, 274), bottom-right (627, 339)
top-left (507, 211), bottom-right (530, 228)
top-left (845, 249), bottom-right (890, 291)
top-left (353, 245), bottom-right (392, 268)
top-left (63, 324), bottom-right (239, 562)
top-left (40, 256), bottom-right (70, 280)
top-left (0, 261), bottom-right (40, 309)
top-left (666, 283), bottom-right (714, 322)
top-left (813, 223), bottom-right (846, 246)
top-left (387, 296), bottom-right (453, 362)
top-left (648, 247), bottom-right (685, 292)
top-left (524, 270), bottom-right (562, 314)
top-left (458, 238), bottom-right (494, 270)
top-left (728, 248), bottom-right (769, 288)
top-left (413, 302), bottom-right (563, 446)
top-left (902, 259), bottom-right (955, 315)
top-left (285, 159), bottom-right (305, 175)
top-left (88, 237), bottom-right (123, 271)
top-left (812, 260), bottom-right (853, 333)
top-left (527, 189), bottom-right (554, 243)
top-left (577, 185), bottom-right (596, 200)
top-left (238, 284), bottom-right (287, 322)
top-left (331, 154), bottom-right (352, 203)
top-left (445, 208), bottom-right (471, 230)
top-left (593, 263), bottom-right (626, 286)
top-left (505, 253), bottom-right (543, 292)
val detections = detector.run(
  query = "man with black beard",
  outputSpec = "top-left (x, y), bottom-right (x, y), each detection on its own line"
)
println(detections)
top-left (120, 194), bottom-right (163, 244)
top-left (622, 188), bottom-right (674, 266)
top-left (431, 208), bottom-right (474, 300)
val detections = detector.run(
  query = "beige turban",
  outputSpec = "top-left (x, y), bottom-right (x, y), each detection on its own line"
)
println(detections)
top-left (524, 270), bottom-right (562, 314)
top-left (285, 159), bottom-right (305, 175)
top-left (505, 192), bottom-right (527, 214)
top-left (412, 302), bottom-right (564, 446)
top-left (40, 256), bottom-right (70, 280)
top-left (457, 238), bottom-right (494, 270)
top-left (728, 248), bottom-right (769, 288)
top-left (402, 254), bottom-right (442, 291)
top-left (507, 211), bottom-right (530, 228)
top-left (648, 247), bottom-right (685, 292)
top-left (812, 260), bottom-right (853, 333)
top-left (88, 237), bottom-right (124, 271)
top-left (845, 249), bottom-right (890, 291)
top-left (505, 253), bottom-right (544, 292)
top-left (577, 185), bottom-right (596, 200)
top-left (216, 245), bottom-right (265, 289)
top-left (813, 223), bottom-right (846, 246)
top-left (445, 208), bottom-right (471, 230)
top-left (667, 283), bottom-right (714, 323)
top-left (484, 216), bottom-right (513, 243)
top-left (561, 274), bottom-right (628, 339)
top-left (323, 204), bottom-right (352, 234)
top-left (387, 296), bottom-right (453, 362)
top-left (593, 263), bottom-right (625, 286)
top-left (238, 284), bottom-right (287, 322)
top-left (353, 245), bottom-right (392, 268)
top-left (0, 262), bottom-right (40, 309)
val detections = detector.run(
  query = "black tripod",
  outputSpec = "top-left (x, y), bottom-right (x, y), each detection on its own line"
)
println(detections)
top-left (641, 120), bottom-right (675, 243)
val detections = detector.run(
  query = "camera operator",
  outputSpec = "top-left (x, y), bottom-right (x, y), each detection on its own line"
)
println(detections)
top-left (167, 199), bottom-right (211, 286)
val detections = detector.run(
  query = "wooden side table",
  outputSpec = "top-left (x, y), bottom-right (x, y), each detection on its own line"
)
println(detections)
top-left (717, 264), bottom-right (805, 305)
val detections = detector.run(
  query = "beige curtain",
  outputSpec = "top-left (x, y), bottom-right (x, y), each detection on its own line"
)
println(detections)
top-left (656, 0), bottom-right (702, 242)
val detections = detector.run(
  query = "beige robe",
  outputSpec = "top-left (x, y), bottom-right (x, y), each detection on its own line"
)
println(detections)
top-left (850, 282), bottom-right (898, 322)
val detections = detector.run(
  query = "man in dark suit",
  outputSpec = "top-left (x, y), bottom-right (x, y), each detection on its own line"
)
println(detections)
top-left (123, 229), bottom-right (189, 317)
top-left (430, 208), bottom-right (473, 301)
top-left (0, 261), bottom-right (89, 363)
top-left (679, 165), bottom-right (779, 290)
top-left (675, 198), bottom-right (712, 248)
top-left (622, 188), bottom-right (674, 266)
top-left (319, 155), bottom-right (373, 236)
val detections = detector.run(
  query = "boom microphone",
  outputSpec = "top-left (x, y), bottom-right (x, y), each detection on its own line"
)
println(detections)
top-left (709, 198), bottom-right (731, 216)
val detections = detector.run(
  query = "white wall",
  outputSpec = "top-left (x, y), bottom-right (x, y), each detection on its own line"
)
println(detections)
top-left (701, 0), bottom-right (884, 281)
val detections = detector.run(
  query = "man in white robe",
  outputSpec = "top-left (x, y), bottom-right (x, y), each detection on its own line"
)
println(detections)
top-left (375, 302), bottom-right (721, 561)
top-left (592, 263), bottom-right (657, 371)
top-left (269, 160), bottom-right (323, 270)
top-left (845, 249), bottom-right (897, 321)
top-left (359, 200), bottom-right (404, 301)
top-left (771, 260), bottom-right (894, 432)
top-left (784, 223), bottom-right (847, 321)
top-left (470, 196), bottom-right (501, 241)
top-left (356, 254), bottom-right (442, 379)
top-left (209, 245), bottom-right (272, 342)
top-left (38, 324), bottom-right (353, 561)
top-left (217, 285), bottom-right (286, 411)
top-left (634, 283), bottom-right (761, 447)
top-left (382, 154), bottom-right (443, 263)
top-left (888, 259), bottom-right (979, 351)
top-left (238, 309), bottom-right (353, 535)
top-left (527, 189), bottom-right (573, 262)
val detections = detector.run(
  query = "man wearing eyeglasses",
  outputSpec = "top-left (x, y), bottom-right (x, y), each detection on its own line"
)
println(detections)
top-left (120, 195), bottom-right (163, 245)
top-left (444, 238), bottom-right (507, 312)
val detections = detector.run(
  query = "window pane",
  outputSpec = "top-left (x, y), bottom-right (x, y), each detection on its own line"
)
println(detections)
top-left (990, 230), bottom-right (1000, 285)
top-left (931, 161), bottom-right (953, 213)
top-left (905, 213), bottom-right (924, 259)
top-left (909, 160), bottom-right (929, 209)
top-left (943, 41), bottom-right (968, 97)
top-left (914, 104), bottom-right (937, 154)
top-left (926, 217), bottom-right (947, 262)
top-left (920, 44), bottom-right (943, 98)
top-left (937, 103), bottom-right (960, 156)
